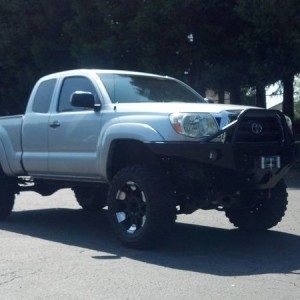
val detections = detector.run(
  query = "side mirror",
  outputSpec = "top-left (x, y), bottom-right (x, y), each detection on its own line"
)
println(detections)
top-left (70, 91), bottom-right (101, 111)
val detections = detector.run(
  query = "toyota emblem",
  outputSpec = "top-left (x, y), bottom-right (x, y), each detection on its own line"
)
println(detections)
top-left (251, 122), bottom-right (263, 134)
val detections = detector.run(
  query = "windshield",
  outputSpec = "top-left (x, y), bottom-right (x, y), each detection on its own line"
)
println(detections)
top-left (98, 74), bottom-right (206, 103)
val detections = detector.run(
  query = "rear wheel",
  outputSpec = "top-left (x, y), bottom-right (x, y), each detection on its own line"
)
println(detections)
top-left (73, 186), bottom-right (108, 211)
top-left (0, 176), bottom-right (17, 220)
top-left (108, 165), bottom-right (176, 249)
top-left (225, 180), bottom-right (288, 230)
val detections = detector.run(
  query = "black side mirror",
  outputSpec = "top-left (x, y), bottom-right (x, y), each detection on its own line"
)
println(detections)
top-left (70, 91), bottom-right (101, 111)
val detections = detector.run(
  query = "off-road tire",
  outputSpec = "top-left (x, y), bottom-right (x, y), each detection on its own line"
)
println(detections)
top-left (73, 186), bottom-right (108, 211)
top-left (225, 179), bottom-right (288, 230)
top-left (0, 177), bottom-right (16, 220)
top-left (107, 165), bottom-right (176, 249)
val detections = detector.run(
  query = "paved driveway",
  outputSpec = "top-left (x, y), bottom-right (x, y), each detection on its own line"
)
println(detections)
top-left (0, 172), bottom-right (299, 300)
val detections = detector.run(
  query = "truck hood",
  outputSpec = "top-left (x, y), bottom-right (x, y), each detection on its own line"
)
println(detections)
top-left (112, 102), bottom-right (257, 114)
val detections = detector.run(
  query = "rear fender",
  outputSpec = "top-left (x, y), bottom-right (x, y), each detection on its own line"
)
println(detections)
top-left (0, 138), bottom-right (14, 175)
top-left (0, 124), bottom-right (25, 176)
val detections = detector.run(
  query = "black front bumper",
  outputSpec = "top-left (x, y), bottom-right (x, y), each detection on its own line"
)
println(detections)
top-left (147, 141), bottom-right (298, 191)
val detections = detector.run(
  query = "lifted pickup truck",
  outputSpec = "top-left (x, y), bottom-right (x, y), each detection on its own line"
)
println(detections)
top-left (0, 69), bottom-right (297, 248)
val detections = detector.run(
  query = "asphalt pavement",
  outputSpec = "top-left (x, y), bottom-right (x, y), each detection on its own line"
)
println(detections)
top-left (0, 171), bottom-right (299, 300)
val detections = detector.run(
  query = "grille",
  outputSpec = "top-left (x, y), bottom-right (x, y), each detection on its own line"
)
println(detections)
top-left (233, 115), bottom-right (284, 143)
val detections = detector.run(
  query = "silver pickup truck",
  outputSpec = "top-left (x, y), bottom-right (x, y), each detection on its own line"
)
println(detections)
top-left (0, 69), bottom-right (297, 248)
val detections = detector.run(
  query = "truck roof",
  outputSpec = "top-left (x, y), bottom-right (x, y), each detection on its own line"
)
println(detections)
top-left (40, 69), bottom-right (170, 81)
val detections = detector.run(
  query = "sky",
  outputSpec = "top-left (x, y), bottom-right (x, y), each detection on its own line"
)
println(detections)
top-left (266, 83), bottom-right (283, 109)
top-left (266, 74), bottom-right (300, 109)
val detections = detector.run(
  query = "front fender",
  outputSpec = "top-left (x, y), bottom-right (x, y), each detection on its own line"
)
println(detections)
top-left (97, 123), bottom-right (165, 179)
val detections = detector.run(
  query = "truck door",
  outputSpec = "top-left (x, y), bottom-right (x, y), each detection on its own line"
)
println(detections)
top-left (22, 78), bottom-right (56, 175)
top-left (48, 76), bottom-right (103, 179)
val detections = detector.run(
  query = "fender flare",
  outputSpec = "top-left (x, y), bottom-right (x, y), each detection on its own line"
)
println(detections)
top-left (97, 123), bottom-right (164, 179)
top-left (0, 138), bottom-right (14, 175)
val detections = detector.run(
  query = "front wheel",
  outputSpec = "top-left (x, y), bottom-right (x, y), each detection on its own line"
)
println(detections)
top-left (108, 165), bottom-right (176, 249)
top-left (225, 180), bottom-right (288, 230)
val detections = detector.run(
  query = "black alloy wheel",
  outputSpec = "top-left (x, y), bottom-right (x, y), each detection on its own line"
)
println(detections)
top-left (108, 165), bottom-right (176, 248)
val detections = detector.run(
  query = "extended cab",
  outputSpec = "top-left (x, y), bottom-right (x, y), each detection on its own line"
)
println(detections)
top-left (0, 69), bottom-right (297, 248)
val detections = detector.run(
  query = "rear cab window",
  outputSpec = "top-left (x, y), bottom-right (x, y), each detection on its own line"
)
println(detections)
top-left (32, 79), bottom-right (57, 113)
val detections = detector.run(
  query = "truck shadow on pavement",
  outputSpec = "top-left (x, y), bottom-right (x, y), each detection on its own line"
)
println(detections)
top-left (1, 206), bottom-right (300, 277)
top-left (285, 170), bottom-right (300, 189)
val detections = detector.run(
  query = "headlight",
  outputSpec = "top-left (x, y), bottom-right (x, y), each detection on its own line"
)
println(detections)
top-left (170, 113), bottom-right (219, 138)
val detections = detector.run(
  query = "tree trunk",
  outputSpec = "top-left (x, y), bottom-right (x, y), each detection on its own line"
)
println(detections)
top-left (230, 82), bottom-right (241, 105)
top-left (189, 70), bottom-right (206, 96)
top-left (256, 84), bottom-right (266, 108)
top-left (218, 87), bottom-right (225, 104)
top-left (282, 73), bottom-right (294, 122)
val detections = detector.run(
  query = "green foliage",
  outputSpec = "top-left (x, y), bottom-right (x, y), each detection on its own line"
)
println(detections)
top-left (1, 0), bottom-right (300, 117)
top-left (0, 0), bottom-right (73, 114)
top-left (294, 75), bottom-right (300, 121)
top-left (237, 0), bottom-right (300, 81)
top-left (236, 0), bottom-right (300, 117)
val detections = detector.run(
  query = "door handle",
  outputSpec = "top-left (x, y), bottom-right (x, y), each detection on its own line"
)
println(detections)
top-left (49, 121), bottom-right (61, 128)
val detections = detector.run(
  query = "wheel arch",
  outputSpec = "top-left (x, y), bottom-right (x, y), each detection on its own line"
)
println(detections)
top-left (106, 139), bottom-right (158, 181)
top-left (0, 138), bottom-right (14, 176)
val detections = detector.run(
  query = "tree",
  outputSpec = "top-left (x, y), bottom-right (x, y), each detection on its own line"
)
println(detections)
top-left (2, 0), bottom-right (300, 117)
top-left (65, 0), bottom-right (145, 69)
top-left (0, 0), bottom-right (74, 115)
top-left (237, 0), bottom-right (300, 118)
top-left (27, 0), bottom-right (74, 74)
top-left (0, 1), bottom-right (32, 114)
